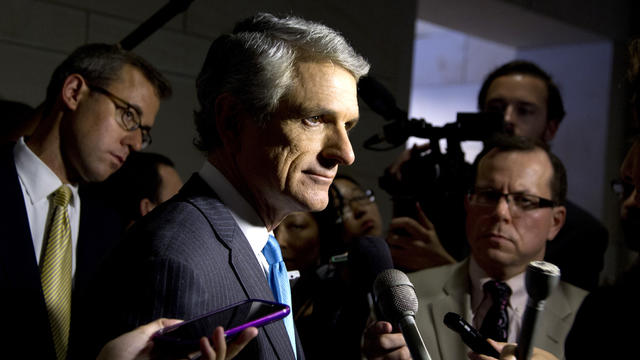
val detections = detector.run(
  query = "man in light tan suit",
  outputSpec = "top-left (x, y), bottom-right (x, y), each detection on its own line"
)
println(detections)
top-left (364, 135), bottom-right (586, 360)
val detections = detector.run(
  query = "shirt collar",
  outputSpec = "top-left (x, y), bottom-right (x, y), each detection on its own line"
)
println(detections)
top-left (14, 137), bottom-right (80, 209)
top-left (469, 256), bottom-right (527, 311)
top-left (198, 161), bottom-right (269, 255)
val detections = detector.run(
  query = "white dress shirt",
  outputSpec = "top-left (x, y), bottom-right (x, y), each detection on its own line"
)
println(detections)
top-left (198, 161), bottom-right (270, 275)
top-left (14, 137), bottom-right (81, 276)
top-left (469, 257), bottom-right (527, 343)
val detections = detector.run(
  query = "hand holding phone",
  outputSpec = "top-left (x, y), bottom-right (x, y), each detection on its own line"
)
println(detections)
top-left (152, 299), bottom-right (289, 357)
top-left (443, 312), bottom-right (500, 358)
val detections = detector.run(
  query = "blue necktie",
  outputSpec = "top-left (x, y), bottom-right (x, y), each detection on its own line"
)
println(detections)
top-left (263, 234), bottom-right (296, 358)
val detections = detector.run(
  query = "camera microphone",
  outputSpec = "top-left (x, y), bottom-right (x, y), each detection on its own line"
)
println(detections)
top-left (358, 76), bottom-right (407, 122)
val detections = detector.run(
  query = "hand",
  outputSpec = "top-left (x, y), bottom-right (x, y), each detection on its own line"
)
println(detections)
top-left (362, 321), bottom-right (411, 360)
top-left (97, 318), bottom-right (182, 360)
top-left (199, 326), bottom-right (259, 360)
top-left (387, 202), bottom-right (455, 272)
top-left (97, 319), bottom-right (258, 360)
top-left (467, 339), bottom-right (559, 360)
top-left (386, 143), bottom-right (431, 183)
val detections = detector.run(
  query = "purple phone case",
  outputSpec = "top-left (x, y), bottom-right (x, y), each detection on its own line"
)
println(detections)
top-left (224, 299), bottom-right (290, 337)
top-left (152, 298), bottom-right (290, 344)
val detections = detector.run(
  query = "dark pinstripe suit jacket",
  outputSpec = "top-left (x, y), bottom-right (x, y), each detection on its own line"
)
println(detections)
top-left (84, 173), bottom-right (304, 359)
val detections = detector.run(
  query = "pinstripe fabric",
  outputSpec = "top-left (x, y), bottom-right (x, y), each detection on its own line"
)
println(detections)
top-left (89, 174), bottom-right (302, 360)
top-left (40, 185), bottom-right (72, 360)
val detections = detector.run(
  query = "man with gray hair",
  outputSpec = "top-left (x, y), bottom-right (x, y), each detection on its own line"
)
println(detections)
top-left (84, 12), bottom-right (369, 359)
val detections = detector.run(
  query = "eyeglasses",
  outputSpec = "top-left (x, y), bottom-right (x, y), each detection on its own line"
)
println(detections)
top-left (341, 189), bottom-right (376, 216)
top-left (468, 188), bottom-right (557, 216)
top-left (89, 85), bottom-right (152, 149)
top-left (611, 178), bottom-right (634, 200)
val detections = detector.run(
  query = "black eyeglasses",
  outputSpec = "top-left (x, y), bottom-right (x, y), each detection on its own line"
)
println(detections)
top-left (468, 188), bottom-right (557, 216)
top-left (89, 85), bottom-right (152, 149)
top-left (341, 189), bottom-right (376, 217)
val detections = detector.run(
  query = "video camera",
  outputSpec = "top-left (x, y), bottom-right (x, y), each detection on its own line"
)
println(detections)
top-left (358, 76), bottom-right (505, 260)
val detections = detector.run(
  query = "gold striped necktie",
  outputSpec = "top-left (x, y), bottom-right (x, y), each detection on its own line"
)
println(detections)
top-left (40, 185), bottom-right (73, 360)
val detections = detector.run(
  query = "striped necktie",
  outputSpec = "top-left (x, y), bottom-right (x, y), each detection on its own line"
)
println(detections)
top-left (40, 185), bottom-right (73, 360)
top-left (262, 234), bottom-right (297, 358)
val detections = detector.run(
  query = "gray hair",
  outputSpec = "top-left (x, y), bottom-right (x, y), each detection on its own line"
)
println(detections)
top-left (194, 13), bottom-right (370, 151)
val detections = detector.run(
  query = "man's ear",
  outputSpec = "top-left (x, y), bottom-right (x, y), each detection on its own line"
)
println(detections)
top-left (543, 119), bottom-right (559, 142)
top-left (61, 74), bottom-right (87, 111)
top-left (214, 93), bottom-right (244, 150)
top-left (139, 198), bottom-right (156, 217)
top-left (546, 205), bottom-right (566, 241)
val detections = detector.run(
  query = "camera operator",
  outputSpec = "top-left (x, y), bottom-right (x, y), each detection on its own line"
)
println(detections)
top-left (383, 60), bottom-right (608, 292)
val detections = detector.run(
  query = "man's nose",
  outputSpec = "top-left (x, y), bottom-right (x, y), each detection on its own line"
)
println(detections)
top-left (503, 104), bottom-right (516, 123)
top-left (123, 129), bottom-right (143, 152)
top-left (322, 125), bottom-right (355, 166)
top-left (492, 196), bottom-right (513, 222)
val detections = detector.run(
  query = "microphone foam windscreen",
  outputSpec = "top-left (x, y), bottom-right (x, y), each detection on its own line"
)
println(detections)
top-left (525, 261), bottom-right (561, 301)
top-left (348, 236), bottom-right (394, 293)
top-left (373, 269), bottom-right (418, 323)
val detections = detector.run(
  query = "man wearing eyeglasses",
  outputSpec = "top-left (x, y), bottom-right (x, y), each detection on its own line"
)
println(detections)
top-left (364, 135), bottom-right (587, 360)
top-left (388, 61), bottom-right (608, 294)
top-left (0, 43), bottom-right (171, 359)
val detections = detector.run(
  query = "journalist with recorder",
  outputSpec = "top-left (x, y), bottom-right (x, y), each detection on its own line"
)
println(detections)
top-left (363, 135), bottom-right (586, 360)
top-left (78, 12), bottom-right (370, 360)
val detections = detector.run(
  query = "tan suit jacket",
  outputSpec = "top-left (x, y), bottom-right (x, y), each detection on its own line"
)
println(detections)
top-left (408, 259), bottom-right (587, 360)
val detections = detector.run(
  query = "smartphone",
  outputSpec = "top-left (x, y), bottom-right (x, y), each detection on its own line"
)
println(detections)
top-left (152, 299), bottom-right (289, 356)
top-left (443, 312), bottom-right (500, 358)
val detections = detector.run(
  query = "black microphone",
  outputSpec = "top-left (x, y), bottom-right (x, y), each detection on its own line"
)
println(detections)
top-left (373, 269), bottom-right (432, 360)
top-left (517, 261), bottom-right (561, 360)
top-left (348, 236), bottom-right (394, 295)
top-left (444, 312), bottom-right (500, 358)
top-left (358, 76), bottom-right (408, 122)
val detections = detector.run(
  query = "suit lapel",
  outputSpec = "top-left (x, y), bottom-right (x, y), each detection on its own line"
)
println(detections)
top-left (535, 284), bottom-right (574, 356)
top-left (435, 261), bottom-right (472, 360)
top-left (180, 174), bottom-right (296, 359)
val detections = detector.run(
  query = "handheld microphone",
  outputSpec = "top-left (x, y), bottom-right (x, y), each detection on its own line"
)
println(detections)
top-left (348, 236), bottom-right (394, 295)
top-left (373, 269), bottom-right (432, 360)
top-left (443, 312), bottom-right (500, 358)
top-left (517, 261), bottom-right (560, 360)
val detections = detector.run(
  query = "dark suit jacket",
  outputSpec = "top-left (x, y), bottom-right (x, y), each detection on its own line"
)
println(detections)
top-left (82, 174), bottom-right (304, 360)
top-left (565, 261), bottom-right (640, 359)
top-left (0, 143), bottom-right (122, 359)
top-left (545, 200), bottom-right (608, 291)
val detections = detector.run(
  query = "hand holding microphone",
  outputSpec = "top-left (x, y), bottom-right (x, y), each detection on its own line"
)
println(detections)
top-left (373, 269), bottom-right (431, 360)
top-left (515, 261), bottom-right (560, 360)
top-left (444, 312), bottom-right (499, 358)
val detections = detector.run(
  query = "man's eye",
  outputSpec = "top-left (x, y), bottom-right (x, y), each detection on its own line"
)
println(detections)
top-left (303, 116), bottom-right (322, 125)
top-left (486, 102), bottom-right (506, 113)
top-left (514, 195), bottom-right (536, 208)
top-left (516, 106), bottom-right (535, 116)
top-left (121, 108), bottom-right (136, 125)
